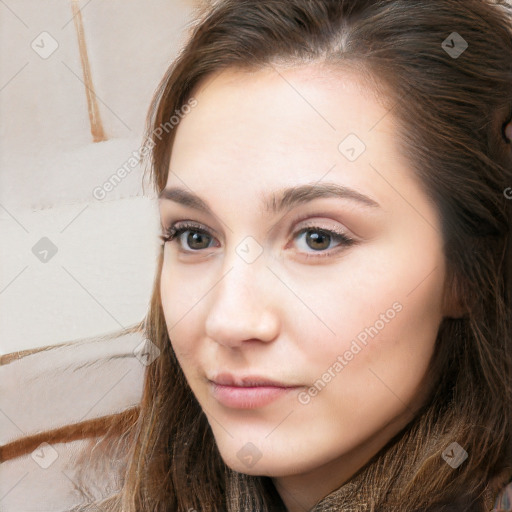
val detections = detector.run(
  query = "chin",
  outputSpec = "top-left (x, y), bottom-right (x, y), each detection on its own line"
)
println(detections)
top-left (218, 450), bottom-right (308, 478)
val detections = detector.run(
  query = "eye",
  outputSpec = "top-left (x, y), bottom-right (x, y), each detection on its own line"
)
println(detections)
top-left (159, 220), bottom-right (356, 258)
top-left (159, 221), bottom-right (217, 251)
top-left (292, 222), bottom-right (355, 259)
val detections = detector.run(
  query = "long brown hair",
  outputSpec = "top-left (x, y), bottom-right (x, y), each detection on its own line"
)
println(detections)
top-left (15, 0), bottom-right (512, 510)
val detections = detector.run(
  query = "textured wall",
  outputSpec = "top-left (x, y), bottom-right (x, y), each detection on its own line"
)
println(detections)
top-left (0, 0), bottom-right (196, 354)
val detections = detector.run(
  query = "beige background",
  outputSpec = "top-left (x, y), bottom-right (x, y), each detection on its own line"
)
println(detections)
top-left (0, 0), bottom-right (199, 354)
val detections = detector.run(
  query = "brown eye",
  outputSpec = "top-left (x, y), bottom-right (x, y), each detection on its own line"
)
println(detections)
top-left (183, 230), bottom-right (213, 250)
top-left (304, 230), bottom-right (331, 251)
top-left (293, 226), bottom-right (355, 259)
top-left (160, 221), bottom-right (217, 251)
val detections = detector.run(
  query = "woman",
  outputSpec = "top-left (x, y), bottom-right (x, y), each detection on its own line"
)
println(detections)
top-left (3, 0), bottom-right (512, 510)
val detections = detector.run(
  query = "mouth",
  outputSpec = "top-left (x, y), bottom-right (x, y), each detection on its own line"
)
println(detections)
top-left (208, 373), bottom-right (302, 409)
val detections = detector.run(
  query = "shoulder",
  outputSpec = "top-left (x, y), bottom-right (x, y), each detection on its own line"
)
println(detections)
top-left (0, 325), bottom-right (146, 512)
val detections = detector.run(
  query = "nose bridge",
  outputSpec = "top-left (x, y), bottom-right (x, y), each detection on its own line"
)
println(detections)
top-left (219, 260), bottom-right (254, 304)
top-left (204, 244), bottom-right (278, 345)
top-left (216, 234), bottom-right (270, 307)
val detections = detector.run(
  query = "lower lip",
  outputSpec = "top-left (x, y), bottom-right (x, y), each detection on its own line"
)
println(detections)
top-left (210, 383), bottom-right (299, 409)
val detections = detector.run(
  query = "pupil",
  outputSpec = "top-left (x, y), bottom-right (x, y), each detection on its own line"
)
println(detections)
top-left (307, 230), bottom-right (330, 251)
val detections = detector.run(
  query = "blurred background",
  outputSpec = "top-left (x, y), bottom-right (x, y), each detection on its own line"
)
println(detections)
top-left (0, 0), bottom-right (201, 354)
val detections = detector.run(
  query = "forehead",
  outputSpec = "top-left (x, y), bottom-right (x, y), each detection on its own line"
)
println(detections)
top-left (175, 64), bottom-right (384, 142)
top-left (164, 64), bottom-right (408, 208)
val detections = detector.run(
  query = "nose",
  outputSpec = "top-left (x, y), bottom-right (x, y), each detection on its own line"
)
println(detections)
top-left (204, 253), bottom-right (281, 348)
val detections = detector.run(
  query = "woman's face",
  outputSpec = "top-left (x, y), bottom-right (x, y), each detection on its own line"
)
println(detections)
top-left (159, 64), bottom-right (449, 498)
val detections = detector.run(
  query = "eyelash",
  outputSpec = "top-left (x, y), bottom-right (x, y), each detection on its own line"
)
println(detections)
top-left (159, 220), bottom-right (356, 259)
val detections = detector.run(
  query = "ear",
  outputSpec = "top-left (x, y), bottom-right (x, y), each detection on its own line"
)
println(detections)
top-left (504, 119), bottom-right (512, 143)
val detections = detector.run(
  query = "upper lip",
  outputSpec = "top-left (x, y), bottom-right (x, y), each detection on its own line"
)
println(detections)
top-left (209, 372), bottom-right (298, 388)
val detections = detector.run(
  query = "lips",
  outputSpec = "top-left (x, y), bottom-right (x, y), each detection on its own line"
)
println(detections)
top-left (208, 373), bottom-right (302, 409)
top-left (210, 372), bottom-right (294, 388)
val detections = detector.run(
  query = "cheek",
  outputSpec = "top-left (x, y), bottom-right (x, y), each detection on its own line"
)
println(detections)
top-left (293, 240), bottom-right (444, 411)
top-left (291, 302), bottom-right (441, 459)
top-left (295, 228), bottom-right (445, 349)
top-left (160, 260), bottom-right (202, 366)
top-left (160, 250), bottom-right (210, 327)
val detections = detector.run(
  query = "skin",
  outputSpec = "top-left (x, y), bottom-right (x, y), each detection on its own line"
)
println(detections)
top-left (158, 63), bottom-right (455, 512)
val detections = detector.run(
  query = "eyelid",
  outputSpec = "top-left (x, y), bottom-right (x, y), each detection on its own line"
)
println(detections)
top-left (288, 213), bottom-right (356, 239)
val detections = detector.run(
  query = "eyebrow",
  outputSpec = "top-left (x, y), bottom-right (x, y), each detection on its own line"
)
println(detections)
top-left (158, 182), bottom-right (380, 215)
